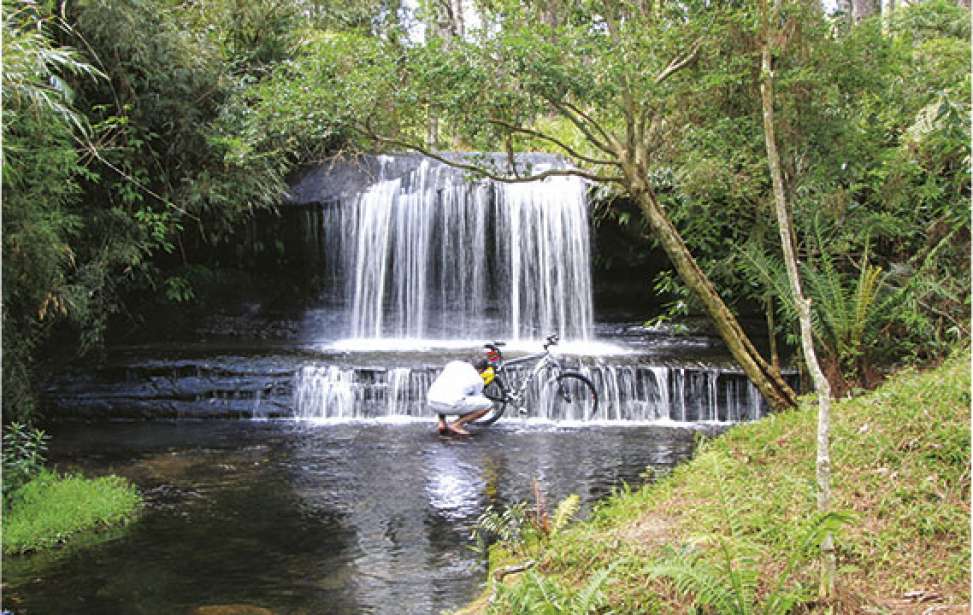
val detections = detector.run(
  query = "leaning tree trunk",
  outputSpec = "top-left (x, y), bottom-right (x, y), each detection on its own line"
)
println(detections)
top-left (629, 181), bottom-right (797, 412)
top-left (760, 1), bottom-right (836, 596)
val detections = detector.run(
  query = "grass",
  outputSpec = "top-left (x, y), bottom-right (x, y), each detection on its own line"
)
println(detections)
top-left (466, 349), bottom-right (971, 613)
top-left (3, 469), bottom-right (142, 555)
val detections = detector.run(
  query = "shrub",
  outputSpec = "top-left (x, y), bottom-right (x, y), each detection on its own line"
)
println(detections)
top-left (2, 422), bottom-right (49, 502)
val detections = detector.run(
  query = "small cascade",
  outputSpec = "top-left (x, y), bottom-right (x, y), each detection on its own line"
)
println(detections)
top-left (311, 155), bottom-right (594, 341)
top-left (293, 366), bottom-right (357, 419)
top-left (44, 349), bottom-right (777, 423)
top-left (291, 362), bottom-right (767, 422)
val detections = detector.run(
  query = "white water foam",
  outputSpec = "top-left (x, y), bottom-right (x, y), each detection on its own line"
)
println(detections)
top-left (323, 337), bottom-right (633, 356)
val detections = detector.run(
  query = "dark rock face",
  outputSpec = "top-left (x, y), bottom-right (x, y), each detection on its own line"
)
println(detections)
top-left (190, 605), bottom-right (276, 615)
top-left (285, 152), bottom-right (575, 206)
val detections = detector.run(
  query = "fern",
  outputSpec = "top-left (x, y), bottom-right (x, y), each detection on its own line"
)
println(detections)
top-left (490, 565), bottom-right (615, 615)
top-left (739, 221), bottom-right (892, 383)
top-left (649, 455), bottom-right (851, 615)
top-left (652, 543), bottom-right (751, 613)
top-left (551, 494), bottom-right (581, 536)
top-left (570, 563), bottom-right (615, 613)
top-left (470, 502), bottom-right (532, 554)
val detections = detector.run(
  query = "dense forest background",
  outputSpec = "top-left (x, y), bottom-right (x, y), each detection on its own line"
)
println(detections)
top-left (3, 0), bottom-right (969, 422)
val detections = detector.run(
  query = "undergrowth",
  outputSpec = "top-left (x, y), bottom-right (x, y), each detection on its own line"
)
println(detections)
top-left (3, 469), bottom-right (142, 555)
top-left (467, 348), bottom-right (970, 614)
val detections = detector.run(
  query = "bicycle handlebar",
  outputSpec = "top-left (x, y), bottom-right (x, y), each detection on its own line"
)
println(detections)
top-left (485, 333), bottom-right (560, 365)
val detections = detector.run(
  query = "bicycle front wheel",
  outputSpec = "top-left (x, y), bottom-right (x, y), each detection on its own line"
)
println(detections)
top-left (542, 373), bottom-right (598, 421)
top-left (471, 378), bottom-right (509, 426)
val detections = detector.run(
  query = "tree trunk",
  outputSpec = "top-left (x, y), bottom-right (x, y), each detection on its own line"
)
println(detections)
top-left (881, 0), bottom-right (895, 33)
top-left (760, 1), bottom-right (836, 597)
top-left (447, 0), bottom-right (465, 38)
top-left (630, 184), bottom-right (797, 412)
top-left (851, 0), bottom-right (878, 22)
top-left (766, 296), bottom-right (781, 373)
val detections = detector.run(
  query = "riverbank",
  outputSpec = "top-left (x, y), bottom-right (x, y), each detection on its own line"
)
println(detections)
top-left (464, 349), bottom-right (970, 614)
top-left (3, 470), bottom-right (141, 555)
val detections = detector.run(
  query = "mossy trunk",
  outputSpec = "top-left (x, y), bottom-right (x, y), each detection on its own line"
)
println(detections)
top-left (629, 181), bottom-right (797, 412)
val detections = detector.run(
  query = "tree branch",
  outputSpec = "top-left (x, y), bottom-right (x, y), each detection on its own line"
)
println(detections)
top-left (487, 118), bottom-right (622, 167)
top-left (655, 39), bottom-right (702, 84)
top-left (562, 100), bottom-right (621, 151)
top-left (542, 97), bottom-right (616, 156)
top-left (355, 124), bottom-right (626, 185)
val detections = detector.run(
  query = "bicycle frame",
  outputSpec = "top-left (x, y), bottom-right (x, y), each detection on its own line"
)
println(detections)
top-left (494, 349), bottom-right (563, 412)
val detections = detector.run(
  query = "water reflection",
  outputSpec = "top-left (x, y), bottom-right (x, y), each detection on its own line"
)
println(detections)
top-left (424, 441), bottom-right (486, 520)
top-left (4, 420), bottom-right (712, 614)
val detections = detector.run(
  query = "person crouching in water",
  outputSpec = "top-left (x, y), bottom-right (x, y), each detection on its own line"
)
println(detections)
top-left (428, 357), bottom-right (496, 436)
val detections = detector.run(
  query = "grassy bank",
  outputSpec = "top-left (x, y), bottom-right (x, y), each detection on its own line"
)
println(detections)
top-left (465, 350), bottom-right (970, 614)
top-left (3, 470), bottom-right (141, 555)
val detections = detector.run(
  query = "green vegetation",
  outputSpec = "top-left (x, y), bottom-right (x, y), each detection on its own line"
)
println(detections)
top-left (2, 421), bottom-right (141, 555)
top-left (2, 422), bottom-right (50, 500)
top-left (465, 350), bottom-right (970, 614)
top-left (3, 470), bottom-right (141, 555)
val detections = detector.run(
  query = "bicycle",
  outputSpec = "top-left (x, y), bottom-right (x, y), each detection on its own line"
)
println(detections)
top-left (472, 333), bottom-right (599, 426)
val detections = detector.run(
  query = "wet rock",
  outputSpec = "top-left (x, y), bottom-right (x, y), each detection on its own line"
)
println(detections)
top-left (190, 605), bottom-right (275, 615)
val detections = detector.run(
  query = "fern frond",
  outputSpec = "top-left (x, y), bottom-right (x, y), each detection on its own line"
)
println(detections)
top-left (571, 564), bottom-right (615, 613)
top-left (551, 494), bottom-right (580, 536)
top-left (651, 552), bottom-right (742, 613)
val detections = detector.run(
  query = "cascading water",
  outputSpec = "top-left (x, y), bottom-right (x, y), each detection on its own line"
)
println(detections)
top-left (291, 362), bottom-right (766, 422)
top-left (318, 156), bottom-right (593, 341)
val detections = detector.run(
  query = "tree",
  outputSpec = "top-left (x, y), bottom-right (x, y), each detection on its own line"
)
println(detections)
top-left (759, 0), bottom-right (836, 596)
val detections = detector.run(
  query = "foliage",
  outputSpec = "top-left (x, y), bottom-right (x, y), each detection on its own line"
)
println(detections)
top-left (481, 349), bottom-right (970, 613)
top-left (471, 501), bottom-right (534, 555)
top-left (649, 454), bottom-right (851, 614)
top-left (472, 489), bottom-right (581, 555)
top-left (654, 0), bottom-right (970, 386)
top-left (213, 30), bottom-right (397, 166)
top-left (489, 565), bottom-right (615, 615)
top-left (2, 469), bottom-right (141, 555)
top-left (740, 234), bottom-right (895, 387)
top-left (1, 422), bottom-right (50, 503)
top-left (1, 0), bottom-right (101, 420)
top-left (1, 0), bottom-right (301, 420)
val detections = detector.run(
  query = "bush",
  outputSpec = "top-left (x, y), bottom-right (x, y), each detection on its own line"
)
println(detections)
top-left (2, 422), bottom-right (49, 502)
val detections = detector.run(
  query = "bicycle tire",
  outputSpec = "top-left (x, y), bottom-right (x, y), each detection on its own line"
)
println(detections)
top-left (471, 377), bottom-right (509, 426)
top-left (543, 372), bottom-right (599, 421)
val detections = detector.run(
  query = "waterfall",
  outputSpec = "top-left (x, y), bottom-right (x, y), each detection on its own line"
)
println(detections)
top-left (321, 156), bottom-right (594, 341)
top-left (292, 363), bottom-right (766, 423)
top-left (293, 366), bottom-right (357, 419)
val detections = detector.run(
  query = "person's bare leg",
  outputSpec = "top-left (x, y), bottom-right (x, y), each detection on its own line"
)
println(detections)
top-left (437, 415), bottom-right (448, 435)
top-left (449, 407), bottom-right (491, 436)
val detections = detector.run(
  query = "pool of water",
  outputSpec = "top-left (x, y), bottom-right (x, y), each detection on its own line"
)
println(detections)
top-left (2, 420), bottom-right (719, 614)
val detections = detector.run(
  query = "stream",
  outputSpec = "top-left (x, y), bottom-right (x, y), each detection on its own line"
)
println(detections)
top-left (3, 419), bottom-right (721, 614)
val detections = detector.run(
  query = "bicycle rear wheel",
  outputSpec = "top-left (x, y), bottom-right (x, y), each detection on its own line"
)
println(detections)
top-left (471, 378), bottom-right (509, 426)
top-left (542, 373), bottom-right (598, 421)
